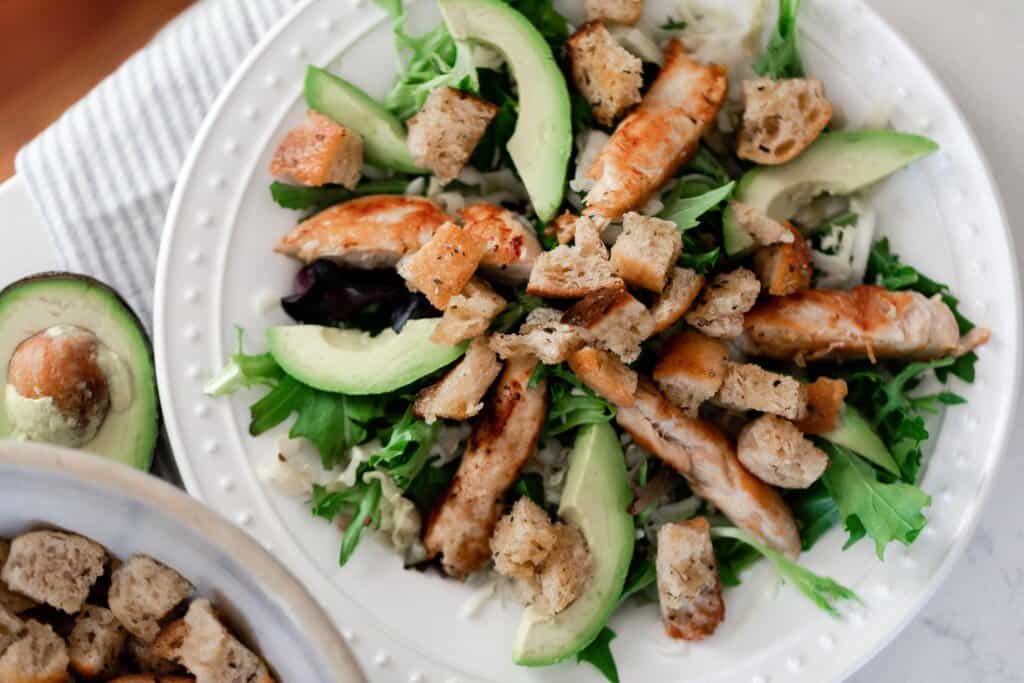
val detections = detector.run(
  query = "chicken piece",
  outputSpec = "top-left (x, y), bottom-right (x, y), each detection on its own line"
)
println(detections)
top-left (397, 221), bottom-right (486, 309)
top-left (737, 415), bottom-right (828, 489)
top-left (752, 222), bottom-right (812, 296)
top-left (795, 377), bottom-right (848, 435)
top-left (431, 278), bottom-right (507, 345)
top-left (584, 40), bottom-right (728, 220)
top-left (656, 518), bottom-right (724, 640)
top-left (562, 285), bottom-right (655, 363)
top-left (459, 203), bottom-right (543, 284)
top-left (566, 22), bottom-right (644, 126)
top-left (489, 308), bottom-right (592, 364)
top-left (584, 0), bottom-right (643, 25)
top-left (615, 379), bottom-right (801, 557)
top-left (545, 211), bottom-right (580, 246)
top-left (611, 213), bottom-right (682, 292)
top-left (424, 357), bottom-right (549, 577)
top-left (685, 268), bottom-right (761, 339)
top-left (414, 338), bottom-right (503, 423)
top-left (650, 267), bottom-right (705, 334)
top-left (270, 110), bottom-right (363, 188)
top-left (406, 86), bottom-right (499, 184)
top-left (738, 78), bottom-right (833, 165)
top-left (653, 331), bottom-right (728, 415)
top-left (274, 195), bottom-right (447, 268)
top-left (728, 201), bottom-right (794, 246)
top-left (740, 285), bottom-right (988, 362)
top-left (714, 362), bottom-right (807, 421)
top-left (567, 346), bottom-right (639, 407)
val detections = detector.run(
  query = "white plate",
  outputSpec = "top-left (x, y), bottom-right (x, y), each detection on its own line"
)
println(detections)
top-left (154, 0), bottom-right (1022, 680)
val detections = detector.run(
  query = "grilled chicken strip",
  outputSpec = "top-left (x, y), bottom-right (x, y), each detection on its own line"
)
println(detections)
top-left (740, 285), bottom-right (989, 362)
top-left (584, 40), bottom-right (727, 221)
top-left (275, 195), bottom-right (447, 268)
top-left (460, 203), bottom-right (542, 284)
top-left (423, 356), bottom-right (549, 578)
top-left (616, 379), bottom-right (802, 557)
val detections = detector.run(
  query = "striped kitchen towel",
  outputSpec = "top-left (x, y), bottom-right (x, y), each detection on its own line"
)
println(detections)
top-left (16, 0), bottom-right (301, 325)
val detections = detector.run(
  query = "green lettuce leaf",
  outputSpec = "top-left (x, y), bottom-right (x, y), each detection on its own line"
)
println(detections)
top-left (660, 181), bottom-right (735, 231)
top-left (754, 0), bottom-right (804, 79)
top-left (368, 408), bottom-right (439, 489)
top-left (534, 364), bottom-right (616, 436)
top-left (311, 479), bottom-right (383, 566)
top-left (577, 627), bottom-right (620, 683)
top-left (269, 178), bottom-right (411, 211)
top-left (203, 329), bottom-right (283, 397)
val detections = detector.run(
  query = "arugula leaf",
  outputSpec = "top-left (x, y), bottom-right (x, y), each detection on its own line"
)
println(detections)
top-left (470, 69), bottom-right (518, 170)
top-left (269, 179), bottom-right (411, 211)
top-left (660, 18), bottom-right (687, 30)
top-left (712, 536), bottom-right (762, 587)
top-left (311, 479), bottom-right (383, 566)
top-left (685, 146), bottom-right (733, 185)
top-left (543, 364), bottom-right (616, 436)
top-left (577, 627), bottom-right (620, 683)
top-left (511, 472), bottom-right (546, 506)
top-left (368, 408), bottom-right (439, 489)
top-left (660, 181), bottom-right (736, 231)
top-left (619, 555), bottom-right (657, 605)
top-left (819, 442), bottom-right (930, 559)
top-left (491, 290), bottom-right (545, 332)
top-left (679, 232), bottom-right (721, 274)
top-left (406, 460), bottom-right (458, 511)
top-left (787, 480), bottom-right (840, 551)
top-left (204, 329), bottom-right (283, 397)
top-left (712, 526), bottom-right (859, 616)
top-left (570, 91), bottom-right (595, 135)
top-left (501, 0), bottom-right (569, 48)
top-left (754, 0), bottom-right (804, 79)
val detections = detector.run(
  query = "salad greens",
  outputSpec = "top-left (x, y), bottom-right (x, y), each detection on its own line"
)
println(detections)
top-left (368, 408), bottom-right (440, 488)
top-left (754, 0), bottom-right (805, 79)
top-left (576, 627), bottom-right (620, 683)
top-left (312, 479), bottom-right (383, 565)
top-left (531, 363), bottom-right (617, 436)
top-left (269, 178), bottom-right (411, 211)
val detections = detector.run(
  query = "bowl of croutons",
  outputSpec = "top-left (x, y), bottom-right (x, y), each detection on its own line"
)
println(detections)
top-left (0, 440), bottom-right (364, 682)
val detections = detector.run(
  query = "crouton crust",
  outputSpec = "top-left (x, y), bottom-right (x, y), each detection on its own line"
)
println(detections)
top-left (562, 286), bottom-right (654, 363)
top-left (729, 201), bottom-right (795, 246)
top-left (406, 87), bottom-right (499, 184)
top-left (611, 212), bottom-right (682, 292)
top-left (69, 605), bottom-right (127, 678)
top-left (738, 415), bottom-right (828, 488)
top-left (414, 338), bottom-right (503, 422)
top-left (738, 77), bottom-right (833, 165)
top-left (270, 110), bottom-right (363, 188)
top-left (1, 530), bottom-right (106, 614)
top-left (685, 268), bottom-right (761, 339)
top-left (795, 377), bottom-right (848, 435)
top-left (584, 0), bottom-right (644, 25)
top-left (489, 308), bottom-right (592, 364)
top-left (653, 331), bottom-right (729, 415)
top-left (752, 222), bottom-right (812, 296)
top-left (715, 362), bottom-right (808, 421)
top-left (108, 555), bottom-right (193, 643)
top-left (526, 244), bottom-right (623, 298)
top-left (656, 518), bottom-right (724, 640)
top-left (651, 267), bottom-right (705, 333)
top-left (566, 21), bottom-right (644, 126)
top-left (397, 221), bottom-right (486, 309)
top-left (431, 278), bottom-right (507, 345)
top-left (0, 620), bottom-right (69, 683)
top-left (567, 346), bottom-right (639, 407)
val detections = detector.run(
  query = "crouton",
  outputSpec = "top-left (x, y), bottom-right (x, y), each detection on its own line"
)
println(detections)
top-left (178, 600), bottom-right (273, 683)
top-left (431, 278), bottom-right (507, 345)
top-left (737, 78), bottom-right (833, 165)
top-left (149, 619), bottom-right (189, 666)
top-left (651, 267), bottom-right (705, 333)
top-left (414, 338), bottom-right (503, 422)
top-left (545, 211), bottom-right (580, 246)
top-left (460, 203), bottom-right (543, 284)
top-left (567, 347), bottom-right (638, 407)
top-left (0, 620), bottom-right (69, 683)
top-left (68, 605), bottom-right (127, 678)
top-left (0, 604), bottom-right (24, 656)
top-left (738, 415), bottom-right (828, 489)
top-left (0, 539), bottom-right (36, 614)
top-left (491, 498), bottom-right (591, 615)
top-left (795, 377), bottom-right (848, 435)
top-left (127, 633), bottom-right (182, 676)
top-left (397, 221), bottom-right (486, 309)
top-left (269, 110), bottom-right (363, 188)
top-left (107, 676), bottom-right (194, 683)
top-left (715, 362), bottom-right (808, 420)
top-left (406, 87), bottom-right (499, 184)
top-left (752, 222), bottom-right (812, 296)
top-left (526, 242), bottom-right (623, 299)
top-left (566, 22), bottom-right (644, 126)
top-left (653, 331), bottom-right (729, 415)
top-left (611, 213), bottom-right (682, 292)
top-left (489, 308), bottom-right (592, 364)
top-left (656, 518), bottom-right (724, 640)
top-left (1, 531), bottom-right (106, 614)
top-left (108, 556), bottom-right (192, 643)
top-left (685, 268), bottom-right (761, 339)
top-left (572, 214), bottom-right (609, 258)
top-left (562, 286), bottom-right (655, 363)
top-left (729, 201), bottom-right (794, 246)
top-left (584, 0), bottom-right (643, 25)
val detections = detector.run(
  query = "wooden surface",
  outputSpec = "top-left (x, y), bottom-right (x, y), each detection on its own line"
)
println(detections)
top-left (0, 0), bottom-right (196, 181)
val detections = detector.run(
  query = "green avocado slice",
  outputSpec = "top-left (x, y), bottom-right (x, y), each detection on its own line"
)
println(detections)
top-left (440, 0), bottom-right (571, 221)
top-left (723, 130), bottom-right (939, 255)
top-left (266, 319), bottom-right (467, 395)
top-left (514, 422), bottom-right (634, 666)
top-left (819, 404), bottom-right (900, 476)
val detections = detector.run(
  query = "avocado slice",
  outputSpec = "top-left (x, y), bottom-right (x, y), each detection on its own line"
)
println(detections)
top-left (723, 130), bottom-right (939, 255)
top-left (266, 319), bottom-right (467, 395)
top-left (305, 66), bottom-right (425, 174)
top-left (819, 404), bottom-right (900, 476)
top-left (514, 422), bottom-right (634, 666)
top-left (440, 0), bottom-right (571, 221)
top-left (0, 273), bottom-right (158, 470)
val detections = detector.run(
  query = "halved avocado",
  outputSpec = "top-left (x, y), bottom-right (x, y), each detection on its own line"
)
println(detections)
top-left (0, 273), bottom-right (158, 470)
top-left (440, 0), bottom-right (571, 221)
top-left (266, 319), bottom-right (467, 395)
top-left (723, 131), bottom-right (939, 255)
top-left (514, 422), bottom-right (634, 666)
top-left (819, 404), bottom-right (900, 476)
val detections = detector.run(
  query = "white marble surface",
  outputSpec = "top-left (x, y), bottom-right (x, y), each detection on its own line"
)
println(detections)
top-left (2, 1), bottom-right (1022, 681)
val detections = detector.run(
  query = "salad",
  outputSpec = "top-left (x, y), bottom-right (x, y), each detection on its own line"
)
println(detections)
top-left (208, 0), bottom-right (990, 678)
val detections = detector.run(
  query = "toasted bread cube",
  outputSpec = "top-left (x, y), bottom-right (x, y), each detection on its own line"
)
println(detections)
top-left (414, 338), bottom-right (503, 423)
top-left (127, 632), bottom-right (183, 676)
top-left (0, 540), bottom-right (36, 614)
top-left (108, 555), bottom-right (193, 643)
top-left (1, 530), bottom-right (106, 614)
top-left (0, 605), bottom-right (24, 657)
top-left (611, 213), bottom-right (682, 292)
top-left (566, 22), bottom-right (644, 126)
top-left (107, 676), bottom-right (195, 683)
top-left (685, 268), bottom-right (760, 339)
top-left (715, 362), bottom-right (808, 420)
top-left (270, 110), bottom-right (363, 188)
top-left (795, 377), bottom-right (848, 435)
top-left (0, 620), bottom-right (69, 683)
top-left (527, 245), bottom-right (623, 299)
top-left (398, 221), bottom-right (486, 309)
top-left (573, 214), bottom-right (609, 258)
top-left (545, 211), bottom-right (580, 246)
top-left (406, 87), bottom-right (499, 184)
top-left (69, 605), bottom-right (127, 678)
top-left (729, 201), bottom-right (795, 246)
top-left (567, 347), bottom-right (638, 407)
top-left (431, 278), bottom-right (507, 345)
top-left (179, 600), bottom-right (273, 683)
top-left (737, 78), bottom-right (833, 165)
top-left (489, 308), bottom-right (591, 364)
top-left (653, 331), bottom-right (729, 415)
top-left (651, 267), bottom-right (705, 333)
top-left (584, 0), bottom-right (643, 25)
top-left (753, 222), bottom-right (812, 296)
top-left (656, 518), bottom-right (724, 641)
top-left (562, 286), bottom-right (655, 363)
top-left (738, 415), bottom-right (828, 488)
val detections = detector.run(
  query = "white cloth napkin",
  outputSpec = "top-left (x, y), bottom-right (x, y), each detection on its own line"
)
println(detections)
top-left (16, 0), bottom-right (300, 324)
